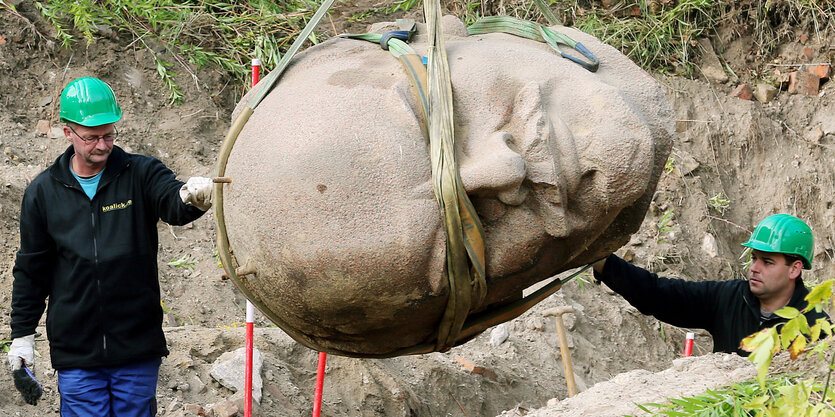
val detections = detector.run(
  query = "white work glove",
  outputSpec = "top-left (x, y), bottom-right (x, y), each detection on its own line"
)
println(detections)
top-left (179, 176), bottom-right (213, 211)
top-left (7, 334), bottom-right (35, 371)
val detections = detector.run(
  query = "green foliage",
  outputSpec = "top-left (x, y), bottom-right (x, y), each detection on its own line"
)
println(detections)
top-left (574, 272), bottom-right (593, 290)
top-left (633, 375), bottom-right (813, 417)
top-left (33, 0), bottom-right (315, 103)
top-left (708, 192), bottom-right (731, 215)
top-left (549, 0), bottom-right (725, 75)
top-left (638, 279), bottom-right (835, 416)
top-left (739, 247), bottom-right (753, 275)
top-left (348, 0), bottom-right (422, 23)
top-left (664, 157), bottom-right (676, 175)
top-left (168, 253), bottom-right (196, 271)
top-left (656, 209), bottom-right (676, 242)
top-left (544, 0), bottom-right (835, 76)
top-left (741, 280), bottom-right (834, 387)
top-left (1, 338), bottom-right (11, 353)
top-left (25, 0), bottom-right (835, 103)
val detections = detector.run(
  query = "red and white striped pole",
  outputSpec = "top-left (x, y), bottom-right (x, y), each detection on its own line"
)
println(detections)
top-left (312, 351), bottom-right (327, 417)
top-left (684, 332), bottom-right (695, 357)
top-left (248, 55), bottom-right (328, 417)
top-left (243, 57), bottom-right (261, 417)
top-left (244, 302), bottom-right (255, 417)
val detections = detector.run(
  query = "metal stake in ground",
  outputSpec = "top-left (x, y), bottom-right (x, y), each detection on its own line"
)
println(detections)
top-left (543, 306), bottom-right (578, 397)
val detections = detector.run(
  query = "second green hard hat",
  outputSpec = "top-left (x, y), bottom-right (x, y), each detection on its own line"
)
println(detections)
top-left (59, 77), bottom-right (122, 126)
top-left (742, 214), bottom-right (814, 269)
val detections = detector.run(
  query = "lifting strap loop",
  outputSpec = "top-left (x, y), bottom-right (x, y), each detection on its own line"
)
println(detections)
top-left (468, 15), bottom-right (599, 72)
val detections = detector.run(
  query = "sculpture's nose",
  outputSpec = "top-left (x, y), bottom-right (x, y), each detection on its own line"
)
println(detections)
top-left (459, 131), bottom-right (528, 206)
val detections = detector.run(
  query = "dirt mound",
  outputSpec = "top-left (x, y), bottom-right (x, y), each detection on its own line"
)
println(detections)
top-left (501, 353), bottom-right (755, 417)
top-left (0, 2), bottom-right (833, 416)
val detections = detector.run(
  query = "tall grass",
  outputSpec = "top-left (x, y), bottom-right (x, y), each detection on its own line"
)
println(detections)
top-left (31, 0), bottom-right (315, 103)
top-left (21, 0), bottom-right (835, 101)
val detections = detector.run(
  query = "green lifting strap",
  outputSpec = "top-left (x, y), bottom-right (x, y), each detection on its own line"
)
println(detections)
top-left (468, 15), bottom-right (599, 72)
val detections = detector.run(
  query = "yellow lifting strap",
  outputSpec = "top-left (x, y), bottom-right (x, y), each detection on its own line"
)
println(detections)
top-left (422, 0), bottom-right (488, 351)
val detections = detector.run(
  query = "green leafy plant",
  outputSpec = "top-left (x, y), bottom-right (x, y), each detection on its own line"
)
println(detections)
top-left (708, 192), bottom-right (731, 215)
top-left (739, 247), bottom-right (753, 276)
top-left (633, 375), bottom-right (805, 417)
top-left (213, 248), bottom-right (223, 268)
top-left (574, 272), bottom-right (592, 290)
top-left (664, 156), bottom-right (676, 175)
top-left (656, 209), bottom-right (676, 243)
top-left (1, 338), bottom-right (12, 353)
top-left (168, 253), bottom-right (196, 271)
top-left (31, 0), bottom-right (315, 103)
top-left (636, 280), bottom-right (835, 416)
top-left (549, 0), bottom-right (726, 76)
top-left (741, 280), bottom-right (834, 386)
top-left (348, 0), bottom-right (422, 23)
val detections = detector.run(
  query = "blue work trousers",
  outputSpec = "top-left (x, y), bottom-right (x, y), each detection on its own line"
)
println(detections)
top-left (57, 357), bottom-right (161, 417)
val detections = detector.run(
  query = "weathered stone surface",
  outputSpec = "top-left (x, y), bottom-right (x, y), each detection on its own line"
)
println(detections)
top-left (207, 399), bottom-right (237, 417)
top-left (754, 83), bottom-right (778, 103)
top-left (701, 234), bottom-right (719, 258)
top-left (189, 374), bottom-right (208, 394)
top-left (223, 16), bottom-right (674, 357)
top-left (803, 128), bottom-right (823, 144)
top-left (675, 151), bottom-right (700, 176)
top-left (490, 324), bottom-right (510, 346)
top-left (696, 38), bottom-right (728, 83)
top-left (36, 119), bottom-right (50, 136)
top-left (209, 348), bottom-right (263, 403)
top-left (183, 403), bottom-right (204, 415)
top-left (730, 84), bottom-right (753, 100)
top-left (807, 63), bottom-right (831, 80)
top-left (788, 71), bottom-right (820, 95)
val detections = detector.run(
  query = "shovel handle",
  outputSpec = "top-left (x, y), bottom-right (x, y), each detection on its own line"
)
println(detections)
top-left (212, 177), bottom-right (232, 184)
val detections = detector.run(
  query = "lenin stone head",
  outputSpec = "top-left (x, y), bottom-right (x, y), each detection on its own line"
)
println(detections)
top-left (220, 16), bottom-right (674, 356)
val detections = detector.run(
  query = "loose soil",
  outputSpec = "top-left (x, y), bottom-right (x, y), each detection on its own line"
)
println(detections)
top-left (0, 1), bottom-right (833, 416)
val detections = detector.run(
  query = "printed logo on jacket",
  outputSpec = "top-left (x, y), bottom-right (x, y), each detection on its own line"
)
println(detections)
top-left (102, 200), bottom-right (133, 213)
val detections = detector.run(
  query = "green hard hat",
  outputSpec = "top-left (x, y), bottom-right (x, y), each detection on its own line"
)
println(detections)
top-left (59, 77), bottom-right (122, 126)
top-left (742, 214), bottom-right (814, 269)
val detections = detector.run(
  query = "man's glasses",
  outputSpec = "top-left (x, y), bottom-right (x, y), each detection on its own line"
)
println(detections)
top-left (68, 124), bottom-right (118, 144)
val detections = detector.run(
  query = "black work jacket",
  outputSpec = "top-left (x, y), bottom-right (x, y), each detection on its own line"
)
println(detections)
top-left (594, 254), bottom-right (828, 355)
top-left (11, 145), bottom-right (205, 369)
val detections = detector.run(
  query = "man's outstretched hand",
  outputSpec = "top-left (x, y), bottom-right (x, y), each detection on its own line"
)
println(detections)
top-left (180, 177), bottom-right (213, 211)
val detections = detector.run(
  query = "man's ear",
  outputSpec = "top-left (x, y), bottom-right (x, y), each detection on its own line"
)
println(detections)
top-left (63, 125), bottom-right (73, 142)
top-left (788, 259), bottom-right (803, 280)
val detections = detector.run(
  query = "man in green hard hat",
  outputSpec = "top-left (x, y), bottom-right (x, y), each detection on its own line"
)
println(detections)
top-left (592, 213), bottom-right (827, 356)
top-left (7, 77), bottom-right (213, 415)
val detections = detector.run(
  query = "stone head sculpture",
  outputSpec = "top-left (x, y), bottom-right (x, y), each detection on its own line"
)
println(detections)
top-left (220, 16), bottom-right (674, 357)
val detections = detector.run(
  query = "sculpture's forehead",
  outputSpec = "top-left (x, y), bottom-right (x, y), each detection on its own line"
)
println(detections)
top-left (299, 34), bottom-right (578, 86)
